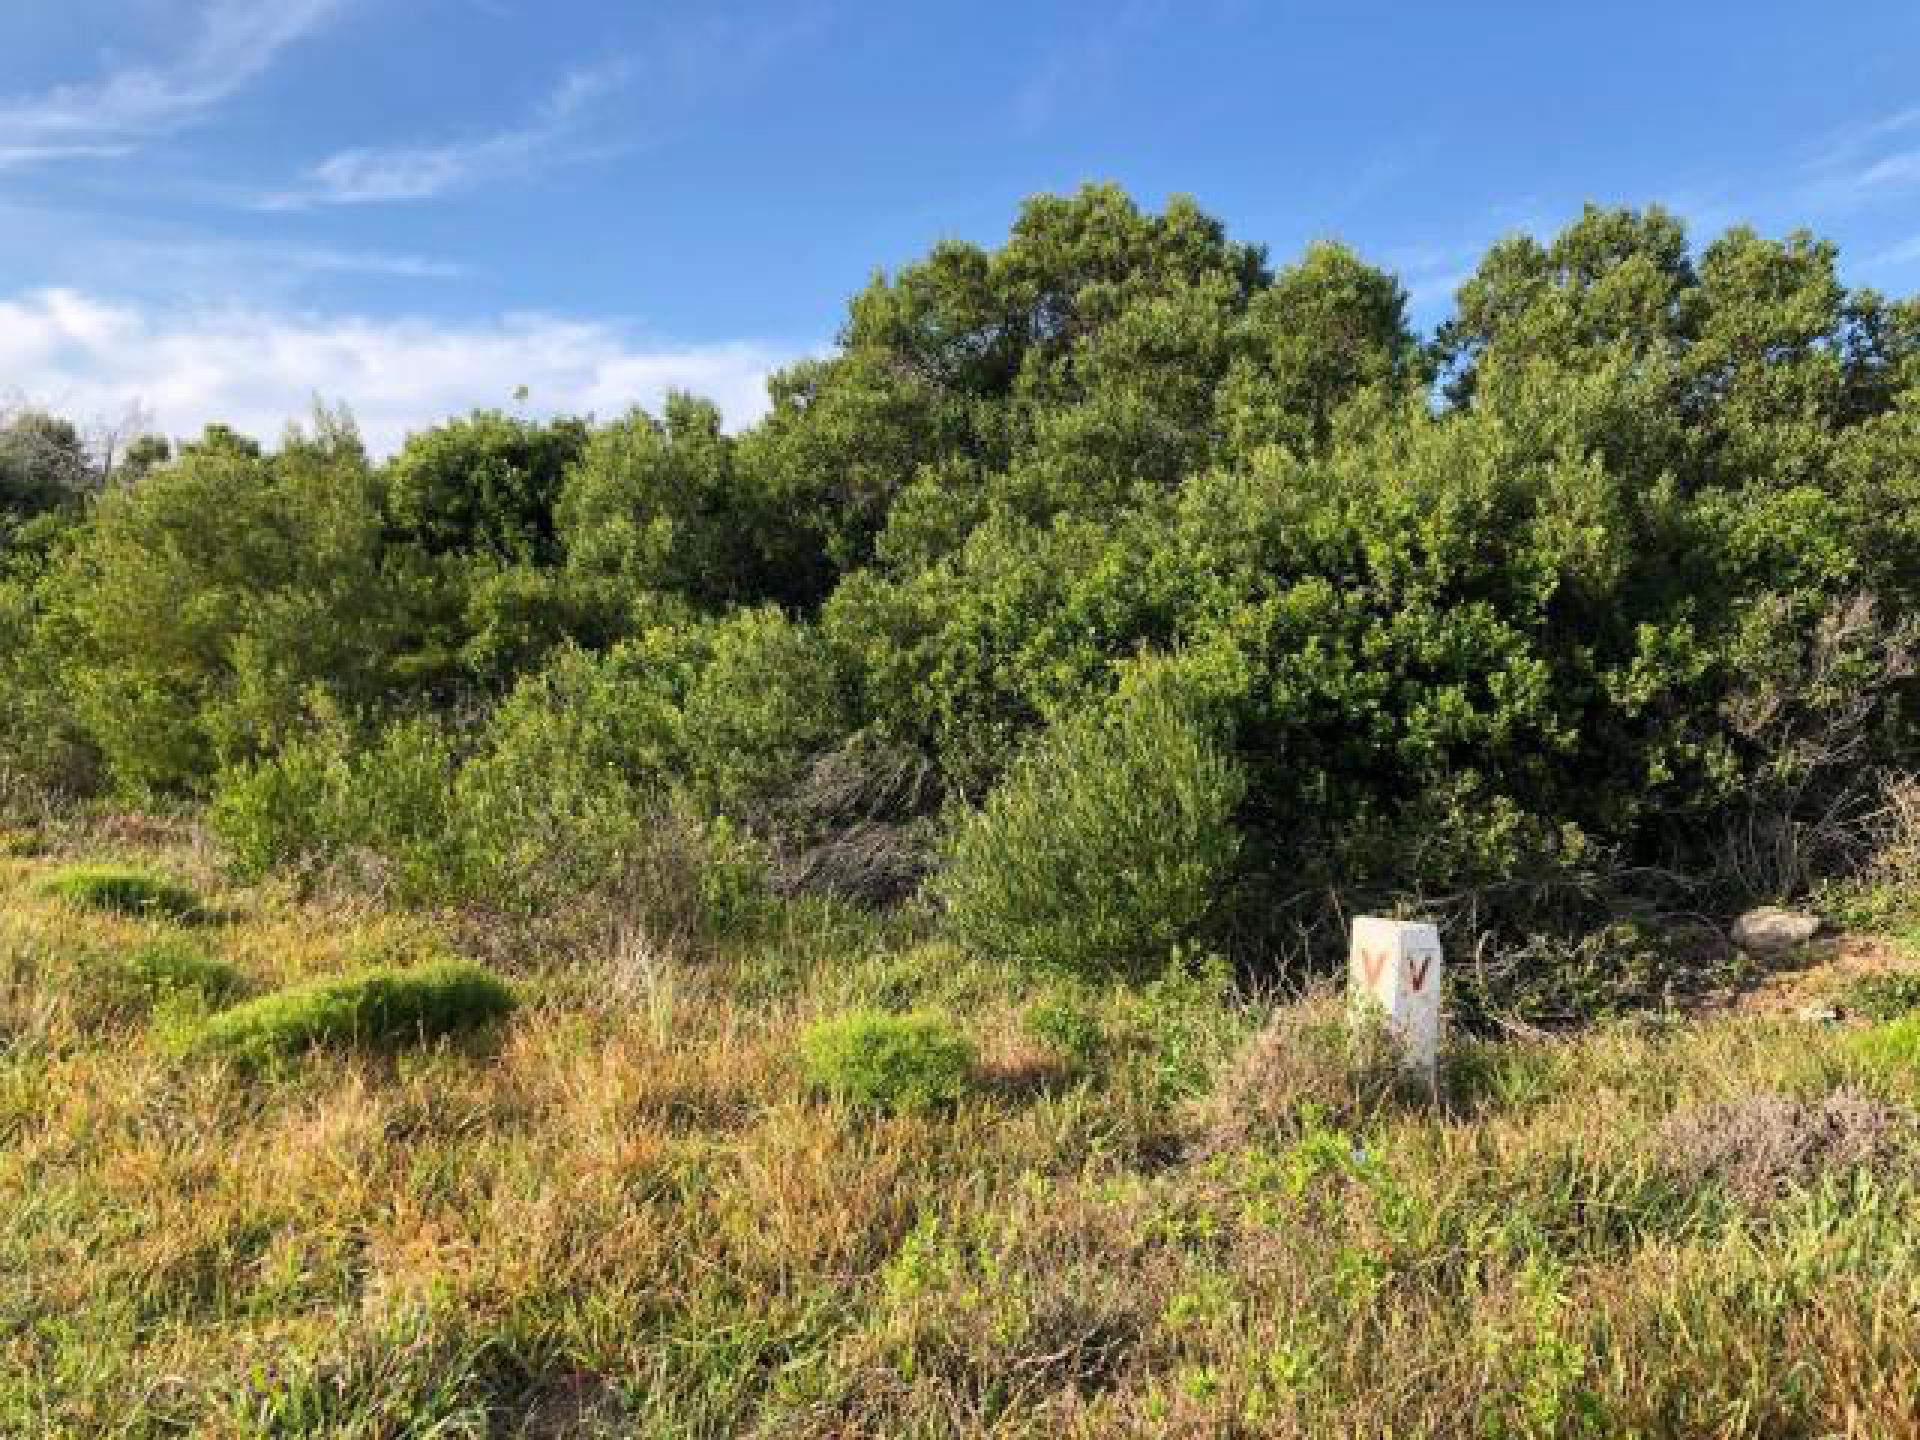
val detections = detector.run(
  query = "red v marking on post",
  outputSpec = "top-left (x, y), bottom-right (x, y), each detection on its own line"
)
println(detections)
top-left (1408, 956), bottom-right (1432, 993)
top-left (1359, 948), bottom-right (1387, 988)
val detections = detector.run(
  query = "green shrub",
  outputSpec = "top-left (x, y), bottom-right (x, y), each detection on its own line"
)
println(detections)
top-left (37, 865), bottom-right (204, 922)
top-left (800, 1010), bottom-right (976, 1112)
top-left (679, 607), bottom-right (852, 817)
top-left (212, 713), bottom-right (464, 901)
top-left (182, 959), bottom-right (516, 1065)
top-left (210, 722), bottom-right (352, 879)
top-left (451, 640), bottom-right (685, 911)
top-left (937, 666), bottom-right (1244, 981)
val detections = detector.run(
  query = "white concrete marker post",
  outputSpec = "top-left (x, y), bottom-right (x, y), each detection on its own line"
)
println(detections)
top-left (1349, 917), bottom-right (1443, 1084)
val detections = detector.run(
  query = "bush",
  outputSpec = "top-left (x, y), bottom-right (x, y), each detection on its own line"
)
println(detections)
top-left (210, 721), bottom-right (354, 879)
top-left (937, 665), bottom-right (1244, 981)
top-left (679, 607), bottom-right (852, 818)
top-left (211, 712), bottom-right (464, 900)
top-left (181, 959), bottom-right (516, 1065)
top-left (38, 865), bottom-right (205, 922)
top-left (800, 1010), bottom-right (977, 1112)
top-left (451, 640), bottom-right (685, 911)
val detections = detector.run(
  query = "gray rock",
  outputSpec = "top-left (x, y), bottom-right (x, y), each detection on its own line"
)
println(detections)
top-left (1731, 906), bottom-right (1822, 956)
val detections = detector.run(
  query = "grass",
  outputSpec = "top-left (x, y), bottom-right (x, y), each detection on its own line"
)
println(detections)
top-left (88, 937), bottom-right (244, 1011)
top-left (1842, 969), bottom-right (1920, 1021)
top-left (6, 837), bottom-right (1920, 1435)
top-left (1850, 1013), bottom-right (1920, 1078)
top-left (182, 958), bottom-right (517, 1066)
top-left (34, 863), bottom-right (206, 922)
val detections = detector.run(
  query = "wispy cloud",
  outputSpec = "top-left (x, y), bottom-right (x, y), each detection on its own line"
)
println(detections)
top-left (1866, 233), bottom-right (1920, 270)
top-left (1799, 104), bottom-right (1920, 208)
top-left (0, 0), bottom-right (346, 167)
top-left (262, 60), bottom-right (632, 208)
top-left (1011, 0), bottom-right (1161, 135)
top-left (0, 287), bottom-right (802, 455)
top-left (0, 196), bottom-right (472, 301)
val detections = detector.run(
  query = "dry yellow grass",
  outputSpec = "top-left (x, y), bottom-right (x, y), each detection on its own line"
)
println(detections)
top-left (6, 831), bottom-right (1920, 1437)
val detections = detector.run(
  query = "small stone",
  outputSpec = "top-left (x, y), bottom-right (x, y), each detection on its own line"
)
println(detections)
top-left (1731, 907), bottom-right (1822, 956)
top-left (1797, 1003), bottom-right (1841, 1025)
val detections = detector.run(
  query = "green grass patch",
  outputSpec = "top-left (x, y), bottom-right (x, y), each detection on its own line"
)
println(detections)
top-left (1843, 971), bottom-right (1920, 1022)
top-left (1849, 1013), bottom-right (1920, 1075)
top-left (800, 1009), bottom-right (976, 1112)
top-left (91, 938), bottom-right (243, 1009)
top-left (36, 865), bottom-right (205, 922)
top-left (0, 828), bottom-right (46, 858)
top-left (180, 959), bottom-right (516, 1065)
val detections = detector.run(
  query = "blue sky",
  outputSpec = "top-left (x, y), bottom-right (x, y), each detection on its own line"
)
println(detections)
top-left (3, 0), bottom-right (1918, 452)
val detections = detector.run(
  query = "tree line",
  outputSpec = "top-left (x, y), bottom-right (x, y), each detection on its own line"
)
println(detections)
top-left (5, 185), bottom-right (1917, 1001)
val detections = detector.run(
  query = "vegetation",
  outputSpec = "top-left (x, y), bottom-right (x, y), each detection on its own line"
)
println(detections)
top-left (2, 188), bottom-right (1914, 993)
top-left (7, 836), bottom-right (1920, 1434)
top-left (182, 958), bottom-right (516, 1066)
top-left (6, 186), bottom-right (1920, 1431)
top-left (939, 668), bottom-right (1245, 980)
top-left (800, 1009), bottom-right (979, 1112)
top-left (35, 865), bottom-right (205, 922)
top-left (92, 937), bottom-right (243, 1009)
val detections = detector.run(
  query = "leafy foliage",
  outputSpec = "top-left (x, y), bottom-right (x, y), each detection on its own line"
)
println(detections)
top-left (7, 187), bottom-right (1920, 992)
top-left (938, 665), bottom-right (1245, 980)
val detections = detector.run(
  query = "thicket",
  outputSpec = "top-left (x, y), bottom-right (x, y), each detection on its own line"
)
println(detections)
top-left (5, 187), bottom-right (1919, 999)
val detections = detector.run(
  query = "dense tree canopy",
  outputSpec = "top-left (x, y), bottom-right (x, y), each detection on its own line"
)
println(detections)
top-left (8, 185), bottom-right (1919, 976)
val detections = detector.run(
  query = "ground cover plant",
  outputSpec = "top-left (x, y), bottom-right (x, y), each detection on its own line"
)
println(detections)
top-left (84, 936), bottom-right (243, 1013)
top-left (800, 1008), bottom-right (978, 1112)
top-left (182, 957), bottom-right (517, 1066)
top-left (35, 864), bottom-right (205, 923)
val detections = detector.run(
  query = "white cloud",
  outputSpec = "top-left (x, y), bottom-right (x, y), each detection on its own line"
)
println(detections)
top-left (0, 0), bottom-right (346, 166)
top-left (263, 60), bottom-right (632, 207)
top-left (0, 287), bottom-right (803, 455)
